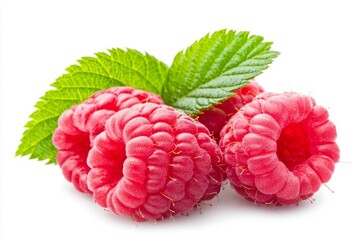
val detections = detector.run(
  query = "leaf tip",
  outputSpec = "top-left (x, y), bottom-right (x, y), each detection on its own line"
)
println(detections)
top-left (15, 148), bottom-right (23, 157)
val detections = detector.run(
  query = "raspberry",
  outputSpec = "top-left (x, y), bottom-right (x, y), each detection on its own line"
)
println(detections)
top-left (219, 92), bottom-right (340, 205)
top-left (87, 103), bottom-right (224, 221)
top-left (198, 80), bottom-right (263, 140)
top-left (52, 87), bottom-right (163, 193)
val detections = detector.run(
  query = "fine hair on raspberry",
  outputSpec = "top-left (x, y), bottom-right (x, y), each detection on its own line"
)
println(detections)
top-left (52, 87), bottom-right (163, 193)
top-left (220, 92), bottom-right (340, 205)
top-left (87, 103), bottom-right (224, 221)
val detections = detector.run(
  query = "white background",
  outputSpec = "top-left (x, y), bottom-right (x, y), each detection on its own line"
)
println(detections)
top-left (1, 0), bottom-right (359, 239)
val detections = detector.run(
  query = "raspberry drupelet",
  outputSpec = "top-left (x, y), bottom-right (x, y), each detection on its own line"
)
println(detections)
top-left (220, 92), bottom-right (340, 205)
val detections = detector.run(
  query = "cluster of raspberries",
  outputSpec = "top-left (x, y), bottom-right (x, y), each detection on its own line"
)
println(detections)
top-left (53, 81), bottom-right (339, 222)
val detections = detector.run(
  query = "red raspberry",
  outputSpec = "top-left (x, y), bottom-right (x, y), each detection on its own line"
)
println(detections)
top-left (198, 80), bottom-right (264, 140)
top-left (52, 87), bottom-right (163, 193)
top-left (220, 92), bottom-right (340, 205)
top-left (87, 103), bottom-right (224, 221)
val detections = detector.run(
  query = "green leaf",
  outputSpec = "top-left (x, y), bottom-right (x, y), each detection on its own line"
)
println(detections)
top-left (16, 48), bottom-right (169, 164)
top-left (162, 29), bottom-right (280, 116)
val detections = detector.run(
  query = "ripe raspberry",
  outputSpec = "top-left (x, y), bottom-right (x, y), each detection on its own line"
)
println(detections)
top-left (198, 80), bottom-right (264, 140)
top-left (220, 92), bottom-right (340, 205)
top-left (52, 87), bottom-right (163, 193)
top-left (87, 103), bottom-right (224, 221)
